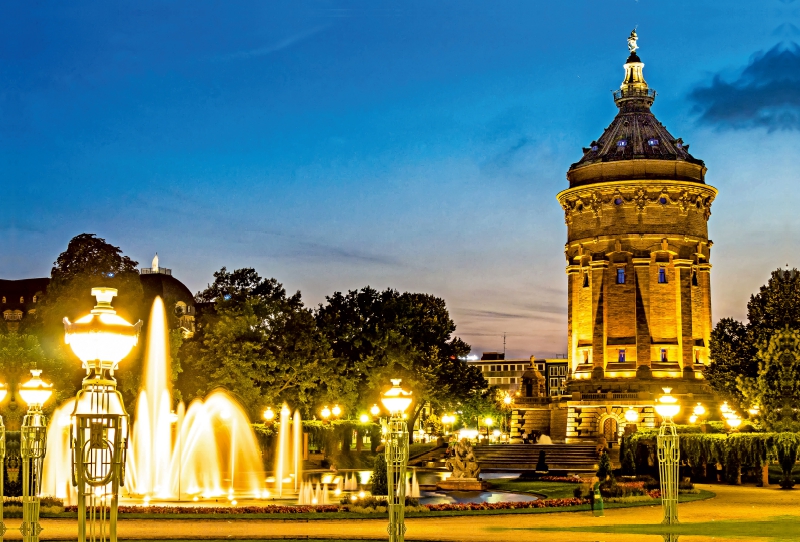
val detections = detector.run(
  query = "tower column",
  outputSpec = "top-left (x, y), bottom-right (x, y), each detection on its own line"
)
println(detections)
top-left (633, 258), bottom-right (652, 377)
top-left (590, 260), bottom-right (608, 379)
top-left (674, 259), bottom-right (694, 375)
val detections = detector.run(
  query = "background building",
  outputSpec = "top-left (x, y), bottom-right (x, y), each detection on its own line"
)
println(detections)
top-left (0, 254), bottom-right (196, 336)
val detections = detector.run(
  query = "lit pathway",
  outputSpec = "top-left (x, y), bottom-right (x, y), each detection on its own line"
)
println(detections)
top-left (4, 485), bottom-right (799, 541)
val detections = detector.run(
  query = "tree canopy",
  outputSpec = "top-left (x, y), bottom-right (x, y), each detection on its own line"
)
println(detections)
top-left (707, 269), bottom-right (800, 409)
top-left (179, 268), bottom-right (337, 419)
top-left (316, 287), bottom-right (485, 434)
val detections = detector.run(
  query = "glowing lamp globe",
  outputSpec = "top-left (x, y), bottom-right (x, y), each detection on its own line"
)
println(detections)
top-left (689, 415), bottom-right (698, 424)
top-left (380, 379), bottom-right (412, 416)
top-left (321, 406), bottom-right (331, 420)
top-left (654, 388), bottom-right (680, 420)
top-left (359, 414), bottom-right (370, 423)
top-left (720, 401), bottom-right (730, 415)
top-left (332, 404), bottom-right (342, 417)
top-left (19, 369), bottom-right (53, 408)
top-left (485, 417), bottom-right (494, 427)
top-left (693, 403), bottom-right (706, 417)
top-left (370, 404), bottom-right (380, 417)
top-left (624, 407), bottom-right (639, 423)
top-left (263, 407), bottom-right (275, 421)
top-left (0, 382), bottom-right (7, 403)
top-left (63, 288), bottom-right (142, 373)
top-left (727, 415), bottom-right (742, 429)
top-left (748, 405), bottom-right (760, 417)
top-left (503, 395), bottom-right (512, 405)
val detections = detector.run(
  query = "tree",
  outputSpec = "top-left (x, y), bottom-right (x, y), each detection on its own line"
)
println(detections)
top-left (741, 326), bottom-right (800, 432)
top-left (371, 452), bottom-right (388, 495)
top-left (316, 287), bottom-right (486, 439)
top-left (708, 269), bottom-right (800, 409)
top-left (28, 234), bottom-right (145, 399)
top-left (179, 268), bottom-right (337, 419)
top-left (597, 450), bottom-right (612, 481)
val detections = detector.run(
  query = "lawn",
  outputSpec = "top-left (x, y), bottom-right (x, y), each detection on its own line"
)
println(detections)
top-left (487, 478), bottom-right (580, 499)
top-left (522, 517), bottom-right (800, 540)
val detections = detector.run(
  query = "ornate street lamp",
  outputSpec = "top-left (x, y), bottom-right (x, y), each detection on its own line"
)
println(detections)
top-left (370, 404), bottom-right (380, 417)
top-left (654, 387), bottom-right (680, 525)
top-left (321, 405), bottom-right (331, 421)
top-left (331, 404), bottom-right (342, 418)
top-left (64, 287), bottom-right (142, 542)
top-left (0, 381), bottom-right (7, 536)
top-left (19, 368), bottom-right (53, 542)
top-left (381, 379), bottom-right (412, 542)
top-left (263, 407), bottom-right (275, 422)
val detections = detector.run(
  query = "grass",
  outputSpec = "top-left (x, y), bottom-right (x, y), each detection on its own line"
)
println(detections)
top-left (486, 478), bottom-right (580, 499)
top-left (509, 516), bottom-right (800, 540)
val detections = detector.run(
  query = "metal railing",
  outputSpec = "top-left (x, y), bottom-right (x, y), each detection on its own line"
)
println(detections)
top-left (612, 88), bottom-right (656, 101)
top-left (140, 268), bottom-right (172, 276)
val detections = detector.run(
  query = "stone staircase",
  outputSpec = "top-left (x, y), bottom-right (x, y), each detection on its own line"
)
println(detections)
top-left (472, 443), bottom-right (599, 473)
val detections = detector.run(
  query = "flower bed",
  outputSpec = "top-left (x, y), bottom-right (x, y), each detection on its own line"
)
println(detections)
top-left (63, 497), bottom-right (592, 515)
top-left (64, 505), bottom-right (348, 514)
top-left (425, 497), bottom-right (589, 511)
top-left (536, 476), bottom-right (585, 483)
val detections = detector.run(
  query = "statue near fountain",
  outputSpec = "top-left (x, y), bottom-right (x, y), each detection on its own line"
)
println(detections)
top-left (437, 438), bottom-right (487, 491)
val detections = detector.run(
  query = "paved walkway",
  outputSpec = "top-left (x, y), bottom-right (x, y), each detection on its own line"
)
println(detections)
top-left (3, 485), bottom-right (798, 541)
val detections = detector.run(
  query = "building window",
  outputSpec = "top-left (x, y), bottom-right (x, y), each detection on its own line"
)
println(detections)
top-left (550, 378), bottom-right (558, 389)
top-left (614, 198), bottom-right (623, 205)
top-left (19, 297), bottom-right (24, 303)
top-left (661, 349), bottom-right (668, 362)
top-left (510, 377), bottom-right (516, 383)
top-left (583, 351), bottom-right (589, 364)
top-left (692, 271), bottom-right (698, 286)
top-left (617, 139), bottom-right (627, 147)
top-left (617, 268), bottom-right (626, 284)
top-left (583, 272), bottom-right (589, 288)
top-left (1, 297), bottom-right (5, 304)
top-left (503, 364), bottom-right (508, 371)
top-left (659, 197), bottom-right (668, 205)
top-left (32, 295), bottom-right (37, 303)
top-left (648, 138), bottom-right (659, 146)
top-left (658, 268), bottom-right (667, 284)
top-left (618, 349), bottom-right (626, 362)
top-left (559, 366), bottom-right (566, 376)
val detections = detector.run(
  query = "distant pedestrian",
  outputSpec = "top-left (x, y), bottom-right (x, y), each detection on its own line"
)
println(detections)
top-left (591, 476), bottom-right (604, 517)
top-left (520, 430), bottom-right (528, 444)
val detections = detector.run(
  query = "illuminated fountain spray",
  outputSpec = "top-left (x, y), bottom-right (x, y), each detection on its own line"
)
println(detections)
top-left (43, 296), bottom-right (267, 503)
top-left (274, 404), bottom-right (303, 498)
top-left (125, 297), bottom-right (266, 499)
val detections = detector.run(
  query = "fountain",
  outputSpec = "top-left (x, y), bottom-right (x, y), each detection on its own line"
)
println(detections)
top-left (42, 296), bottom-right (268, 503)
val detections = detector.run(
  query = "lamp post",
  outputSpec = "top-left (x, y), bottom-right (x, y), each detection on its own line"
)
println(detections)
top-left (654, 387), bottom-right (681, 525)
top-left (64, 287), bottom-right (142, 542)
top-left (19, 369), bottom-right (53, 542)
top-left (381, 379), bottom-right (412, 542)
top-left (484, 417), bottom-right (493, 442)
top-left (0, 381), bottom-right (7, 536)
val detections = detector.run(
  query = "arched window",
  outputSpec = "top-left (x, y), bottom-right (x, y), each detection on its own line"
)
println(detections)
top-left (19, 296), bottom-right (24, 303)
top-left (1, 297), bottom-right (5, 304)
top-left (32, 295), bottom-right (37, 303)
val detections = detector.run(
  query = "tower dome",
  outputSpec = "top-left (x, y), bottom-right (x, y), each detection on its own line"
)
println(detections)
top-left (567, 30), bottom-right (706, 188)
top-left (555, 32), bottom-right (717, 441)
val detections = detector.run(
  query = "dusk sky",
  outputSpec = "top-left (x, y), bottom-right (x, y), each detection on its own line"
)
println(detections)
top-left (3, 1), bottom-right (800, 358)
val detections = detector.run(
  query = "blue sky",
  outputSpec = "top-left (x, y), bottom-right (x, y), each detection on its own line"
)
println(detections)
top-left (3, 1), bottom-right (800, 357)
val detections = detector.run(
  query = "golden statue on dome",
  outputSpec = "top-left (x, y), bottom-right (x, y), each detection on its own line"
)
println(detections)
top-left (627, 28), bottom-right (639, 53)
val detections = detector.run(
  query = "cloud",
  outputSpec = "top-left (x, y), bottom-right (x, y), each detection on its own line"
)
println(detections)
top-left (689, 43), bottom-right (800, 131)
top-left (214, 25), bottom-right (329, 61)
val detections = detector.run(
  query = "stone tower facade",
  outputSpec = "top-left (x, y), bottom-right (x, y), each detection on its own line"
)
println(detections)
top-left (554, 35), bottom-right (717, 440)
